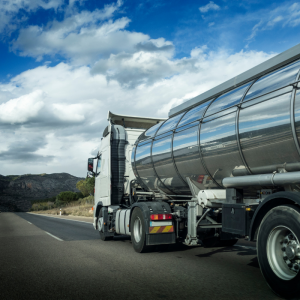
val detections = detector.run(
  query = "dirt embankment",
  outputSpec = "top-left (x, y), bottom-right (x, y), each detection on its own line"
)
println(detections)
top-left (32, 202), bottom-right (94, 217)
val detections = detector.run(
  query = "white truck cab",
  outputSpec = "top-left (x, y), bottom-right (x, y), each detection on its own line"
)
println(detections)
top-left (88, 111), bottom-right (166, 228)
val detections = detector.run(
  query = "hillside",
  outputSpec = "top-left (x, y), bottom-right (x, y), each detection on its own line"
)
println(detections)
top-left (0, 173), bottom-right (84, 212)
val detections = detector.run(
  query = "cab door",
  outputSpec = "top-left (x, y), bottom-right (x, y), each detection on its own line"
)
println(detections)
top-left (95, 139), bottom-right (111, 206)
top-left (99, 148), bottom-right (109, 197)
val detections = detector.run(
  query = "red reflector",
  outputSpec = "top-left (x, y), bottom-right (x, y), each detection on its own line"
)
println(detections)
top-left (150, 214), bottom-right (172, 220)
top-left (197, 175), bottom-right (205, 184)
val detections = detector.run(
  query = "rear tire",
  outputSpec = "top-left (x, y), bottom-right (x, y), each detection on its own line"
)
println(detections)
top-left (257, 205), bottom-right (300, 299)
top-left (98, 208), bottom-right (113, 241)
top-left (131, 208), bottom-right (152, 253)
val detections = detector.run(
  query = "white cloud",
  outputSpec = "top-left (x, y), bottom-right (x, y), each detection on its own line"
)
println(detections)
top-left (267, 16), bottom-right (283, 27)
top-left (91, 45), bottom-right (191, 88)
top-left (199, 1), bottom-right (220, 13)
top-left (284, 2), bottom-right (300, 27)
top-left (0, 90), bottom-right (45, 124)
top-left (0, 0), bottom-right (63, 33)
top-left (0, 46), bottom-right (275, 176)
top-left (52, 103), bottom-right (86, 122)
top-left (0, 1), bottom-right (282, 177)
top-left (246, 20), bottom-right (263, 42)
top-left (246, 2), bottom-right (300, 44)
top-left (12, 2), bottom-right (149, 65)
top-left (208, 22), bottom-right (215, 27)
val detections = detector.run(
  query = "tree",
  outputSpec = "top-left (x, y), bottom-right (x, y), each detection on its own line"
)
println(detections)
top-left (76, 177), bottom-right (95, 197)
top-left (86, 177), bottom-right (95, 195)
top-left (76, 180), bottom-right (89, 196)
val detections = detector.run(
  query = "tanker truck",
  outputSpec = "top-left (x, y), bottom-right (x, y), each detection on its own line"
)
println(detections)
top-left (87, 43), bottom-right (300, 299)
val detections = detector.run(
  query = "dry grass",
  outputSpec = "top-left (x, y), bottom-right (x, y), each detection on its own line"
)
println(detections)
top-left (32, 200), bottom-right (94, 217)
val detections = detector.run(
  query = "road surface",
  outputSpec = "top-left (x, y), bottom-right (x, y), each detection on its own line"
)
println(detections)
top-left (0, 212), bottom-right (282, 300)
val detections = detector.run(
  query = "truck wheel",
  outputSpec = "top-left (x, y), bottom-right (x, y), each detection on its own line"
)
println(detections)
top-left (98, 208), bottom-right (113, 241)
top-left (257, 205), bottom-right (300, 299)
top-left (131, 208), bottom-right (151, 253)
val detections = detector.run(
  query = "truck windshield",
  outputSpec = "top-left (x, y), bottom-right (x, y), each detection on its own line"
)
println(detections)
top-left (96, 156), bottom-right (101, 175)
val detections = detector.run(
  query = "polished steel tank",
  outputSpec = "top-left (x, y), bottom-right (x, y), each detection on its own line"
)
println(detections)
top-left (132, 58), bottom-right (300, 195)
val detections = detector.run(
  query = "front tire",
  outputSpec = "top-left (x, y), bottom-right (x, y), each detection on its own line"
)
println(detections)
top-left (130, 208), bottom-right (152, 253)
top-left (257, 205), bottom-right (300, 299)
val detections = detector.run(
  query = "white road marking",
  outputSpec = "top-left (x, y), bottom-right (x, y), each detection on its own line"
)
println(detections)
top-left (45, 231), bottom-right (63, 241)
top-left (27, 213), bottom-right (93, 224)
top-left (28, 222), bottom-right (32, 224)
top-left (235, 245), bottom-right (257, 250)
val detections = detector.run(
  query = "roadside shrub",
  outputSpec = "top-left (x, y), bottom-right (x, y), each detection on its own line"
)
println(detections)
top-left (31, 196), bottom-right (56, 205)
top-left (57, 191), bottom-right (79, 202)
top-left (78, 195), bottom-right (94, 205)
top-left (54, 200), bottom-right (66, 207)
top-left (77, 192), bottom-right (84, 199)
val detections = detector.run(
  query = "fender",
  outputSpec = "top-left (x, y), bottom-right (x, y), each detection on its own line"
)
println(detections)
top-left (249, 191), bottom-right (300, 241)
top-left (129, 201), bottom-right (172, 234)
top-left (93, 201), bottom-right (103, 229)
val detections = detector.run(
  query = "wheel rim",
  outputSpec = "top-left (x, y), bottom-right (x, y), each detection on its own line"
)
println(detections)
top-left (267, 225), bottom-right (300, 280)
top-left (98, 217), bottom-right (103, 232)
top-left (133, 217), bottom-right (142, 243)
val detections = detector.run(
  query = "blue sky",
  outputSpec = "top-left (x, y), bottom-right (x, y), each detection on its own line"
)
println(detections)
top-left (0, 0), bottom-right (299, 176)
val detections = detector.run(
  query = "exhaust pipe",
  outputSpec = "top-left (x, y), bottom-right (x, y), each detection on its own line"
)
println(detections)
top-left (222, 171), bottom-right (300, 188)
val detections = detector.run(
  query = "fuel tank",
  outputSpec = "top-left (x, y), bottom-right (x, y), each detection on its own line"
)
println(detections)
top-left (131, 57), bottom-right (300, 195)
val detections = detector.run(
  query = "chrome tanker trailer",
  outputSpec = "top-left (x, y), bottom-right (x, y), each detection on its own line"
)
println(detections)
top-left (88, 43), bottom-right (300, 299)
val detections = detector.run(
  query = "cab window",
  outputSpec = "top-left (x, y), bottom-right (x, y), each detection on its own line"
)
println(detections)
top-left (96, 156), bottom-right (101, 175)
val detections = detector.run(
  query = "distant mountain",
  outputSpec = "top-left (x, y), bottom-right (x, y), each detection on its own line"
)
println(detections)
top-left (0, 173), bottom-right (84, 212)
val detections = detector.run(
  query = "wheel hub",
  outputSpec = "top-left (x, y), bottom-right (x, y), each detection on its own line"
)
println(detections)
top-left (286, 244), bottom-right (296, 260)
top-left (281, 234), bottom-right (300, 273)
top-left (267, 226), bottom-right (300, 280)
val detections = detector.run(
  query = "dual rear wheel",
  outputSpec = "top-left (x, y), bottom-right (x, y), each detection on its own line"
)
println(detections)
top-left (130, 208), bottom-right (153, 253)
top-left (257, 205), bottom-right (300, 299)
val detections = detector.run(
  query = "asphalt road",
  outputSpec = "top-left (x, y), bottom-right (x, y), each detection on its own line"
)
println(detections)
top-left (0, 212), bottom-right (282, 300)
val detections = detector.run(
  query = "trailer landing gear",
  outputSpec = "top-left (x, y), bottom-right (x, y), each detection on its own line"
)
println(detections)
top-left (257, 205), bottom-right (300, 299)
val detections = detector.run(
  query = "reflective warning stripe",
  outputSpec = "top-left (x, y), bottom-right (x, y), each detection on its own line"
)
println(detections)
top-left (149, 226), bottom-right (174, 234)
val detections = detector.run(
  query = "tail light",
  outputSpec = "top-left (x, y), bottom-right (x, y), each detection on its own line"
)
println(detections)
top-left (150, 214), bottom-right (172, 220)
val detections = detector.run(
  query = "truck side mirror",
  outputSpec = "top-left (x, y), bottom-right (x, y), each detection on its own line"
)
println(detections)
top-left (88, 158), bottom-right (94, 172)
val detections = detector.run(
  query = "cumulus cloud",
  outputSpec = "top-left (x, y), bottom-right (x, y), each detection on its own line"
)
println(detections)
top-left (199, 1), bottom-right (220, 13)
top-left (52, 103), bottom-right (86, 122)
top-left (0, 1), bottom-right (280, 177)
top-left (0, 136), bottom-right (54, 163)
top-left (12, 1), bottom-right (148, 64)
top-left (91, 45), bottom-right (195, 88)
top-left (0, 45), bottom-right (275, 177)
top-left (0, 0), bottom-right (63, 33)
top-left (0, 90), bottom-right (45, 124)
